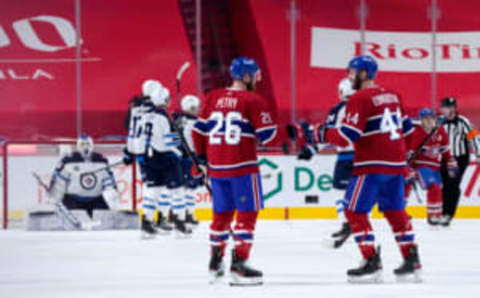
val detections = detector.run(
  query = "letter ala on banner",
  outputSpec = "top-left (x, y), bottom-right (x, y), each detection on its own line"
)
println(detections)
top-left (0, 15), bottom-right (79, 52)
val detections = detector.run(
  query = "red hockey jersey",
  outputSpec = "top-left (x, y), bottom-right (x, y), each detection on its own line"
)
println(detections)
top-left (323, 85), bottom-right (413, 176)
top-left (407, 124), bottom-right (455, 170)
top-left (192, 88), bottom-right (277, 178)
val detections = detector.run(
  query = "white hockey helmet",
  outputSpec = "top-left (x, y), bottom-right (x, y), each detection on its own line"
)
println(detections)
top-left (181, 94), bottom-right (200, 115)
top-left (77, 135), bottom-right (94, 158)
top-left (142, 79), bottom-right (171, 106)
top-left (338, 78), bottom-right (355, 101)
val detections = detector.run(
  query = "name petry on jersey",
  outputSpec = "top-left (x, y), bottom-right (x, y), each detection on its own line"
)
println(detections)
top-left (322, 85), bottom-right (414, 176)
top-left (192, 88), bottom-right (277, 178)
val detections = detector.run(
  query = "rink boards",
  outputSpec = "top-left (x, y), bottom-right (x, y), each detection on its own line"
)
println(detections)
top-left (2, 154), bottom-right (480, 223)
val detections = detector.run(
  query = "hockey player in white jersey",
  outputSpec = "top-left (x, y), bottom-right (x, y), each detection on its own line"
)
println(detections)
top-left (175, 94), bottom-right (202, 227)
top-left (48, 136), bottom-right (119, 218)
top-left (290, 74), bottom-right (355, 248)
top-left (134, 79), bottom-right (192, 238)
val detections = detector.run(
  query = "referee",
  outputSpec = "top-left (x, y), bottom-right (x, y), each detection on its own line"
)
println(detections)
top-left (440, 97), bottom-right (480, 226)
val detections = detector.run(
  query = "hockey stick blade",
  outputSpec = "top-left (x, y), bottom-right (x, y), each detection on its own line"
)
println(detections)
top-left (176, 61), bottom-right (191, 81)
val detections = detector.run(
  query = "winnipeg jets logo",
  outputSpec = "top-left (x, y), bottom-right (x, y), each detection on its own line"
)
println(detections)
top-left (261, 112), bottom-right (273, 124)
top-left (80, 173), bottom-right (97, 190)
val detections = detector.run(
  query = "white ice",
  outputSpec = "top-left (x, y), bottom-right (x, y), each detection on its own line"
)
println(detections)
top-left (1, 219), bottom-right (479, 298)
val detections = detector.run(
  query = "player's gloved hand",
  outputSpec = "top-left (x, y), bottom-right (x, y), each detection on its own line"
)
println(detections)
top-left (298, 120), bottom-right (315, 145)
top-left (191, 154), bottom-right (207, 179)
top-left (122, 148), bottom-right (134, 165)
top-left (286, 124), bottom-right (300, 141)
top-left (405, 168), bottom-right (417, 185)
top-left (297, 145), bottom-right (317, 161)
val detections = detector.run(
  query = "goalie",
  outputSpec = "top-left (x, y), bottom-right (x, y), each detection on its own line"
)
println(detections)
top-left (48, 136), bottom-right (119, 217)
top-left (28, 136), bottom-right (137, 230)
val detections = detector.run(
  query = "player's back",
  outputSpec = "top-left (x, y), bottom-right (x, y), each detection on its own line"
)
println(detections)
top-left (194, 88), bottom-right (276, 178)
top-left (344, 86), bottom-right (411, 175)
top-left (126, 98), bottom-right (153, 155)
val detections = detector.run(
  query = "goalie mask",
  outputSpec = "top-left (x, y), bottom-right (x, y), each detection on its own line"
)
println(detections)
top-left (181, 95), bottom-right (200, 116)
top-left (77, 135), bottom-right (94, 158)
top-left (142, 79), bottom-right (171, 107)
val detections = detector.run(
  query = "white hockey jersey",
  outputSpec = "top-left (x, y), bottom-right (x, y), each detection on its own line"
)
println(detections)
top-left (143, 108), bottom-right (182, 157)
top-left (326, 101), bottom-right (354, 153)
top-left (126, 97), bottom-right (151, 155)
top-left (175, 113), bottom-right (197, 153)
top-left (50, 152), bottom-right (116, 199)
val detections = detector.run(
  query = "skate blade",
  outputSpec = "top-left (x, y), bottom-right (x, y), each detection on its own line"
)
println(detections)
top-left (395, 270), bottom-right (423, 283)
top-left (321, 236), bottom-right (336, 249)
top-left (229, 273), bottom-right (263, 287)
top-left (347, 270), bottom-right (383, 284)
top-left (141, 232), bottom-right (157, 240)
top-left (156, 229), bottom-right (172, 235)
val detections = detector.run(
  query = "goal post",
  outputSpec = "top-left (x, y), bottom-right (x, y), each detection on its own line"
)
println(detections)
top-left (1, 139), bottom-right (139, 229)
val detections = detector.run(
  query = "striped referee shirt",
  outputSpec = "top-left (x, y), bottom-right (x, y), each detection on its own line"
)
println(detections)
top-left (443, 114), bottom-right (480, 157)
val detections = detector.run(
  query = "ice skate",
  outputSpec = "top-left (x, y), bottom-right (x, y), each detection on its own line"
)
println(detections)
top-left (209, 247), bottom-right (225, 284)
top-left (427, 217), bottom-right (441, 230)
top-left (394, 245), bottom-right (422, 283)
top-left (347, 247), bottom-right (383, 283)
top-left (155, 212), bottom-right (173, 235)
top-left (173, 216), bottom-right (193, 238)
top-left (141, 215), bottom-right (158, 239)
top-left (332, 222), bottom-right (351, 248)
top-left (440, 215), bottom-right (452, 227)
top-left (229, 250), bottom-right (263, 286)
top-left (186, 211), bottom-right (200, 228)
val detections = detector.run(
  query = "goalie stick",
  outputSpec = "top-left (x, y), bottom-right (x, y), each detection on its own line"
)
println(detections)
top-left (32, 172), bottom-right (100, 230)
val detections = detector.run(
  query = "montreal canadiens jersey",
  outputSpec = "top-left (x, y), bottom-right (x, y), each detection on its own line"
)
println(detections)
top-left (325, 101), bottom-right (354, 153)
top-left (324, 85), bottom-right (414, 175)
top-left (126, 97), bottom-right (151, 155)
top-left (192, 88), bottom-right (277, 178)
top-left (407, 124), bottom-right (455, 170)
top-left (51, 152), bottom-right (116, 198)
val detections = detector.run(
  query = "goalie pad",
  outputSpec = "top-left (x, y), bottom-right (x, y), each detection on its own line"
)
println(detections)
top-left (26, 209), bottom-right (139, 231)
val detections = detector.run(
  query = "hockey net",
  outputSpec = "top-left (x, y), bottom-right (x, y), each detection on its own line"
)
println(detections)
top-left (1, 140), bottom-right (139, 229)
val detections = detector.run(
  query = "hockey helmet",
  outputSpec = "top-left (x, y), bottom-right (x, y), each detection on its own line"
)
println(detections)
top-left (181, 94), bottom-right (200, 115)
top-left (338, 78), bottom-right (355, 101)
top-left (348, 55), bottom-right (378, 79)
top-left (77, 135), bottom-right (94, 158)
top-left (230, 57), bottom-right (261, 82)
top-left (142, 79), bottom-right (171, 106)
top-left (419, 108), bottom-right (435, 119)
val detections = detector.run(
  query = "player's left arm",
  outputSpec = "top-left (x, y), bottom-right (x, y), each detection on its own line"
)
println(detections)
top-left (249, 95), bottom-right (278, 145)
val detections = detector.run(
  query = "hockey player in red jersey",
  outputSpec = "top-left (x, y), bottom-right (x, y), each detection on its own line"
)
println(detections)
top-left (191, 57), bottom-right (277, 286)
top-left (311, 56), bottom-right (422, 283)
top-left (406, 108), bottom-right (457, 226)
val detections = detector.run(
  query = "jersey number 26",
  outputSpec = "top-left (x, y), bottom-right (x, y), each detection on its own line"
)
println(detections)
top-left (209, 111), bottom-right (242, 145)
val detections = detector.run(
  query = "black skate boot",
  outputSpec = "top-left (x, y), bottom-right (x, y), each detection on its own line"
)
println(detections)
top-left (230, 250), bottom-right (263, 286)
top-left (332, 222), bottom-right (351, 249)
top-left (155, 212), bottom-right (173, 234)
top-left (186, 211), bottom-right (199, 228)
top-left (209, 247), bottom-right (225, 284)
top-left (394, 245), bottom-right (422, 283)
top-left (440, 215), bottom-right (452, 227)
top-left (141, 215), bottom-right (157, 239)
top-left (347, 247), bottom-right (383, 283)
top-left (173, 216), bottom-right (193, 238)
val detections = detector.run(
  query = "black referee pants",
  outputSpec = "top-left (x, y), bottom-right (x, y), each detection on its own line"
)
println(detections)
top-left (440, 155), bottom-right (470, 218)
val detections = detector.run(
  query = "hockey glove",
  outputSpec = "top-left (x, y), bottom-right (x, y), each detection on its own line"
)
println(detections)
top-left (405, 168), bottom-right (417, 185)
top-left (122, 148), bottom-right (134, 165)
top-left (297, 145), bottom-right (317, 161)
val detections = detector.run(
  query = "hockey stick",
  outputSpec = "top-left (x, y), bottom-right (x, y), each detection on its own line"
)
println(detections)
top-left (407, 116), bottom-right (446, 164)
top-left (172, 61), bottom-right (213, 194)
top-left (86, 160), bottom-right (124, 175)
top-left (410, 181), bottom-right (423, 204)
top-left (32, 172), bottom-right (100, 230)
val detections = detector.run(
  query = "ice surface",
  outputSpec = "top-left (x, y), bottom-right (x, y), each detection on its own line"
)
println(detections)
top-left (1, 219), bottom-right (479, 298)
